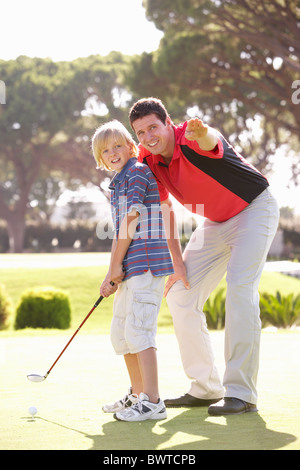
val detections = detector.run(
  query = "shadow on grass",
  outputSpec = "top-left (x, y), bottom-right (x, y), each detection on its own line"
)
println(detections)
top-left (36, 408), bottom-right (296, 451)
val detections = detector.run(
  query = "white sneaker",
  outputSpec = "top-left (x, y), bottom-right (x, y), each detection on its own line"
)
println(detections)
top-left (114, 392), bottom-right (167, 422)
top-left (102, 388), bottom-right (139, 413)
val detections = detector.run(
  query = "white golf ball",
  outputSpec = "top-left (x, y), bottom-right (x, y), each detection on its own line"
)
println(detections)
top-left (28, 406), bottom-right (37, 417)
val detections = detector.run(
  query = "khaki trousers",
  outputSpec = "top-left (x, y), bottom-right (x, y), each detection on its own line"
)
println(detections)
top-left (166, 188), bottom-right (279, 404)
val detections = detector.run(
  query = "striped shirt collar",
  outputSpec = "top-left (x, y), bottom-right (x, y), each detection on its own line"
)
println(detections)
top-left (109, 157), bottom-right (137, 188)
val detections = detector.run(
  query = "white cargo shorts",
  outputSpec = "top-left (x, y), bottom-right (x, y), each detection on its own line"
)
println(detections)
top-left (111, 270), bottom-right (165, 355)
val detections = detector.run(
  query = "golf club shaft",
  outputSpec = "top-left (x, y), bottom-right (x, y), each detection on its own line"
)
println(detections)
top-left (46, 295), bottom-right (104, 376)
top-left (45, 281), bottom-right (115, 376)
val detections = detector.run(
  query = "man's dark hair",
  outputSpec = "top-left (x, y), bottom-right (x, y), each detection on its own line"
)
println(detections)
top-left (129, 97), bottom-right (170, 128)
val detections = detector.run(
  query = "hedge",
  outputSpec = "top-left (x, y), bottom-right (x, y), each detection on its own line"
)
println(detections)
top-left (0, 284), bottom-right (13, 330)
top-left (14, 286), bottom-right (71, 330)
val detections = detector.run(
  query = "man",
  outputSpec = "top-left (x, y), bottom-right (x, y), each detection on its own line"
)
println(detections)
top-left (128, 97), bottom-right (279, 415)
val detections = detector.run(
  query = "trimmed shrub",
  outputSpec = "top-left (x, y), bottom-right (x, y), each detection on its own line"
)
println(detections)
top-left (14, 286), bottom-right (71, 330)
top-left (0, 284), bottom-right (13, 330)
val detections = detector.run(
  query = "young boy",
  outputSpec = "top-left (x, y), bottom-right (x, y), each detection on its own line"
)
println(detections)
top-left (91, 120), bottom-right (173, 422)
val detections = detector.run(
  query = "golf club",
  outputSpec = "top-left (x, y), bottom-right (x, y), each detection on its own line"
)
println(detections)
top-left (27, 284), bottom-right (114, 383)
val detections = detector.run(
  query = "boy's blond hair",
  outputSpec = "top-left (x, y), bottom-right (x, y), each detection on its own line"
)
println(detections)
top-left (91, 120), bottom-right (138, 170)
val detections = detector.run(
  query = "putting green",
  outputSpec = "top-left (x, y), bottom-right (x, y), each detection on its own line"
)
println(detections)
top-left (0, 330), bottom-right (299, 450)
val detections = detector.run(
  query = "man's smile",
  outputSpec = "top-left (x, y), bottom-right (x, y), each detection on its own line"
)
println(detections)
top-left (148, 140), bottom-right (159, 148)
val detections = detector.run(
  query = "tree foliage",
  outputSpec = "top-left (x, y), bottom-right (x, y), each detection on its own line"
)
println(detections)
top-left (135, 0), bottom-right (300, 169)
top-left (0, 53), bottom-right (132, 251)
top-left (1, 2), bottom-right (300, 252)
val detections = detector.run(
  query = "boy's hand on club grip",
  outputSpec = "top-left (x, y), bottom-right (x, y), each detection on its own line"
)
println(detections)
top-left (110, 263), bottom-right (126, 285)
top-left (100, 278), bottom-right (118, 297)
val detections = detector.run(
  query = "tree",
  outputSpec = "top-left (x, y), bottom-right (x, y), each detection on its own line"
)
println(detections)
top-left (0, 53), bottom-right (132, 252)
top-left (131, 0), bottom-right (300, 171)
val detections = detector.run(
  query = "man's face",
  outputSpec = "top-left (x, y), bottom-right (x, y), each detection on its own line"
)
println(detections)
top-left (132, 114), bottom-right (174, 158)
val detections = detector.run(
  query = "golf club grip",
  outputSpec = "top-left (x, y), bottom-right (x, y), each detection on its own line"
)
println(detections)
top-left (94, 281), bottom-right (115, 307)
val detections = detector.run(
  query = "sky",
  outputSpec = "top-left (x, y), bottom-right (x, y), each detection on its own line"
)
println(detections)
top-left (1, 0), bottom-right (299, 213)
top-left (0, 0), bottom-right (163, 61)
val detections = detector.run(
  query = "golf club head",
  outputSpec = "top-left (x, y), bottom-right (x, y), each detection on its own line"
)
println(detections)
top-left (27, 373), bottom-right (47, 383)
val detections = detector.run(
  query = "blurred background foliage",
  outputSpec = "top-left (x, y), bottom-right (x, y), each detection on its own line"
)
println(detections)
top-left (0, 0), bottom-right (299, 252)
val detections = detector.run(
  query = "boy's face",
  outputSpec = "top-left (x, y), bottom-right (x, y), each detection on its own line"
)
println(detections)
top-left (132, 113), bottom-right (175, 159)
top-left (101, 140), bottom-right (132, 172)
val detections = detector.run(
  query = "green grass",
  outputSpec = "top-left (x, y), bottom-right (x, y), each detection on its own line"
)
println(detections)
top-left (1, 258), bottom-right (300, 334)
top-left (1, 264), bottom-right (111, 333)
top-left (0, 331), bottom-right (299, 450)
top-left (0, 253), bottom-right (299, 450)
